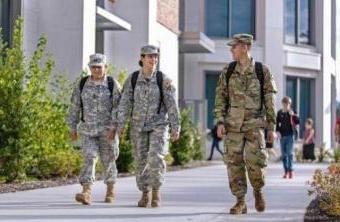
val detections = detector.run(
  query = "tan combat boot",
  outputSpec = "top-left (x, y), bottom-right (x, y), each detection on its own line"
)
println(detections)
top-left (254, 190), bottom-right (265, 212)
top-left (75, 183), bottom-right (92, 205)
top-left (138, 191), bottom-right (150, 207)
top-left (229, 196), bottom-right (247, 214)
top-left (105, 183), bottom-right (115, 203)
top-left (151, 190), bottom-right (161, 208)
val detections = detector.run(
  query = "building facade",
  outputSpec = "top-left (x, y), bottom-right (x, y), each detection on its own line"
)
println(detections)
top-left (1, 0), bottom-right (339, 150)
top-left (180, 0), bottom-right (340, 149)
top-left (2, 0), bottom-right (180, 87)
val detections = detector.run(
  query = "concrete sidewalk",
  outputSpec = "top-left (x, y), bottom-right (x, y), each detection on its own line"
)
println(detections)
top-left (0, 162), bottom-right (326, 222)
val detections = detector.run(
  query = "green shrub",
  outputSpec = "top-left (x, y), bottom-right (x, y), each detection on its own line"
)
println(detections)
top-left (0, 18), bottom-right (81, 182)
top-left (294, 145), bottom-right (303, 162)
top-left (0, 19), bottom-right (26, 181)
top-left (192, 126), bottom-right (203, 160)
top-left (169, 109), bottom-right (203, 165)
top-left (308, 163), bottom-right (340, 217)
top-left (332, 148), bottom-right (340, 163)
top-left (317, 143), bottom-right (332, 163)
top-left (116, 121), bottom-right (134, 173)
top-left (170, 109), bottom-right (194, 165)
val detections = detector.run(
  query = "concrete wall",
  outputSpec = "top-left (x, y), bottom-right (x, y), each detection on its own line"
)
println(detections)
top-left (103, 0), bottom-right (179, 88)
top-left (103, 0), bottom-right (149, 73)
top-left (262, 0), bottom-right (284, 109)
top-left (336, 0), bottom-right (340, 101)
top-left (22, 0), bottom-right (39, 58)
top-left (150, 0), bottom-right (179, 91)
top-left (157, 0), bottom-right (179, 34)
top-left (22, 0), bottom-right (96, 81)
top-left (314, 0), bottom-right (336, 148)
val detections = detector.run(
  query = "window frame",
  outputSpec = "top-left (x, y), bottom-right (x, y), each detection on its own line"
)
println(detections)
top-left (285, 76), bottom-right (315, 139)
top-left (204, 0), bottom-right (256, 39)
top-left (0, 0), bottom-right (11, 44)
top-left (284, 0), bottom-right (313, 46)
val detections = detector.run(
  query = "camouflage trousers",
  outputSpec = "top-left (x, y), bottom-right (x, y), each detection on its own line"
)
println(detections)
top-left (223, 128), bottom-right (268, 198)
top-left (79, 134), bottom-right (119, 185)
top-left (131, 125), bottom-right (168, 192)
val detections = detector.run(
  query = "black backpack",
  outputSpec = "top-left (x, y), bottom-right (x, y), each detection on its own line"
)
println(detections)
top-left (131, 70), bottom-right (164, 114)
top-left (225, 61), bottom-right (264, 111)
top-left (79, 76), bottom-right (114, 122)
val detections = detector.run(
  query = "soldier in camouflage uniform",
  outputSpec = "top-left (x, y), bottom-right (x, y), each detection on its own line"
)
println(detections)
top-left (67, 53), bottom-right (121, 205)
top-left (214, 34), bottom-right (277, 214)
top-left (117, 45), bottom-right (180, 208)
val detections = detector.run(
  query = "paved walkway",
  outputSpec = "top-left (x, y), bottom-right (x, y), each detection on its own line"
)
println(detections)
top-left (0, 162), bottom-right (326, 222)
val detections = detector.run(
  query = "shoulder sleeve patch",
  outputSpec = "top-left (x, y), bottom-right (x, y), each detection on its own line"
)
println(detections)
top-left (164, 79), bottom-right (173, 90)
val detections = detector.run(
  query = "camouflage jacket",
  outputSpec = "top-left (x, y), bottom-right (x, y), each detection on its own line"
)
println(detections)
top-left (117, 70), bottom-right (180, 133)
top-left (214, 59), bottom-right (277, 132)
top-left (67, 75), bottom-right (121, 136)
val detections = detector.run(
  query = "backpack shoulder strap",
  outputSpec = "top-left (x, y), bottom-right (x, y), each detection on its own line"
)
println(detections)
top-left (255, 62), bottom-right (265, 110)
top-left (156, 71), bottom-right (164, 114)
top-left (79, 76), bottom-right (89, 122)
top-left (130, 71), bottom-right (140, 116)
top-left (131, 71), bottom-right (139, 92)
top-left (224, 61), bottom-right (237, 110)
top-left (79, 76), bottom-right (89, 93)
top-left (107, 76), bottom-right (114, 98)
top-left (225, 61), bottom-right (237, 86)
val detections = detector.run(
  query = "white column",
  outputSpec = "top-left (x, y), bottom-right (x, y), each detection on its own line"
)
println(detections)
top-left (315, 0), bottom-right (333, 148)
top-left (82, 0), bottom-right (96, 72)
top-left (263, 0), bottom-right (284, 110)
top-left (23, 0), bottom-right (96, 81)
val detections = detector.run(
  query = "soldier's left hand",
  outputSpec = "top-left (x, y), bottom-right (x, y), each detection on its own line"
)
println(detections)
top-left (171, 131), bottom-right (180, 142)
top-left (106, 129), bottom-right (115, 141)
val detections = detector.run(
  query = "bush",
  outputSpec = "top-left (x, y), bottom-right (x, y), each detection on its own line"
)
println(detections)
top-left (0, 18), bottom-right (81, 182)
top-left (116, 120), bottom-right (134, 173)
top-left (169, 109), bottom-right (203, 165)
top-left (192, 126), bottom-right (203, 160)
top-left (170, 109), bottom-right (193, 165)
top-left (307, 163), bottom-right (340, 218)
top-left (317, 143), bottom-right (332, 163)
top-left (294, 144), bottom-right (303, 162)
top-left (332, 148), bottom-right (340, 163)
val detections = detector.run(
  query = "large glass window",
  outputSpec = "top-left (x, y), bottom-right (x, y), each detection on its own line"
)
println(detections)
top-left (205, 0), bottom-right (255, 38)
top-left (0, 0), bottom-right (10, 44)
top-left (286, 76), bottom-right (315, 138)
top-left (205, 72), bottom-right (220, 129)
top-left (284, 0), bottom-right (312, 45)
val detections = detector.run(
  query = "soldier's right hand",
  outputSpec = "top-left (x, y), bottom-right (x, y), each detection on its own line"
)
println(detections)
top-left (106, 129), bottom-right (115, 141)
top-left (217, 124), bottom-right (225, 138)
top-left (70, 131), bottom-right (78, 141)
top-left (118, 128), bottom-right (125, 138)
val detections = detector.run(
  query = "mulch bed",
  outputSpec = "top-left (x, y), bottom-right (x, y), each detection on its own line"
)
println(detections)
top-left (0, 160), bottom-right (215, 194)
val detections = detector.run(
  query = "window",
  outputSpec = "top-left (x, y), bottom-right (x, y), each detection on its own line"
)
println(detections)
top-left (205, 72), bottom-right (220, 129)
top-left (0, 0), bottom-right (10, 44)
top-left (284, 0), bottom-right (312, 45)
top-left (205, 0), bottom-right (255, 38)
top-left (286, 77), bottom-right (315, 138)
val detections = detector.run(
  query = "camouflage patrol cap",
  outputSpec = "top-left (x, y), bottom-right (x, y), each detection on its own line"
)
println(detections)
top-left (88, 53), bottom-right (107, 66)
top-left (140, 45), bottom-right (159, 55)
top-left (227, 33), bottom-right (254, 46)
